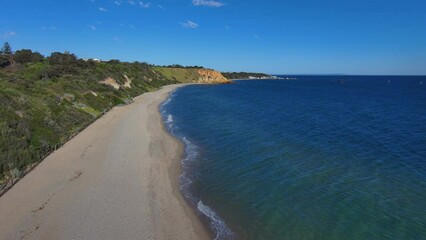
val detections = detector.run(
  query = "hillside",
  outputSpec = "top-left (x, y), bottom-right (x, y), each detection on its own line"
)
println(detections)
top-left (0, 46), bottom-right (229, 194)
top-left (153, 67), bottom-right (230, 84)
top-left (222, 71), bottom-right (271, 80)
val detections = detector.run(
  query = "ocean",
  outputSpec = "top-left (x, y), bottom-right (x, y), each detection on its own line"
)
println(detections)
top-left (161, 76), bottom-right (426, 240)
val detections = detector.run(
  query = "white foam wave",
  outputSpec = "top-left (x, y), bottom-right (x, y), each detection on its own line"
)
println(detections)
top-left (179, 137), bottom-right (200, 202)
top-left (167, 114), bottom-right (173, 122)
top-left (161, 92), bottom-right (174, 107)
top-left (160, 95), bottom-right (174, 131)
top-left (197, 200), bottom-right (235, 240)
top-left (162, 98), bottom-right (171, 106)
top-left (160, 114), bottom-right (235, 239)
top-left (182, 137), bottom-right (198, 164)
top-left (166, 114), bottom-right (173, 123)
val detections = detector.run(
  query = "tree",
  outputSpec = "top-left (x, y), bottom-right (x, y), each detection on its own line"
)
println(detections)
top-left (48, 52), bottom-right (78, 65)
top-left (0, 42), bottom-right (13, 67)
top-left (108, 59), bottom-right (121, 64)
top-left (14, 49), bottom-right (44, 64)
top-left (1, 42), bottom-right (12, 55)
top-left (44, 52), bottom-right (80, 77)
top-left (0, 55), bottom-right (9, 67)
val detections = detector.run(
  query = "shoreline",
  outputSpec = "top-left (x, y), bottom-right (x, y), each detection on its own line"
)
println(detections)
top-left (0, 84), bottom-right (210, 240)
top-left (158, 86), bottom-right (215, 240)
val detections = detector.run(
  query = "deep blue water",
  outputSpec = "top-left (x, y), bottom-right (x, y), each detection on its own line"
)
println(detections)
top-left (161, 76), bottom-right (426, 240)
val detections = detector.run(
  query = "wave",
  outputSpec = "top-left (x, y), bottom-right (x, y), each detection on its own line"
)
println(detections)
top-left (161, 92), bottom-right (176, 133)
top-left (165, 114), bottom-right (174, 130)
top-left (160, 94), bottom-right (235, 240)
top-left (179, 136), bottom-right (199, 202)
top-left (181, 137), bottom-right (235, 239)
top-left (161, 90), bottom-right (175, 107)
top-left (197, 200), bottom-right (235, 240)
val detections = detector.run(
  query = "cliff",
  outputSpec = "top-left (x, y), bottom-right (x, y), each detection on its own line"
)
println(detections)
top-left (197, 69), bottom-right (230, 84)
top-left (153, 67), bottom-right (231, 84)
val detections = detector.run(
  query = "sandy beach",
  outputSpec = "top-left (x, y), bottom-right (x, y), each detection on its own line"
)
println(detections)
top-left (0, 84), bottom-right (210, 240)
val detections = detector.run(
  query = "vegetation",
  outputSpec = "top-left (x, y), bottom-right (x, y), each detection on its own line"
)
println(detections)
top-left (160, 64), bottom-right (204, 69)
top-left (0, 43), bottom-right (178, 191)
top-left (153, 66), bottom-right (207, 83)
top-left (0, 42), bottom-right (13, 68)
top-left (221, 71), bottom-right (271, 79)
top-left (14, 49), bottom-right (44, 64)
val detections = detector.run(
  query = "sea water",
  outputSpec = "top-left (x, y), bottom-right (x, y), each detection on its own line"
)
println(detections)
top-left (161, 76), bottom-right (426, 239)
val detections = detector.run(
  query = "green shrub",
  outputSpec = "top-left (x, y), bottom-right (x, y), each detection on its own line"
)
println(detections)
top-left (0, 47), bottom-right (179, 186)
top-left (14, 49), bottom-right (44, 64)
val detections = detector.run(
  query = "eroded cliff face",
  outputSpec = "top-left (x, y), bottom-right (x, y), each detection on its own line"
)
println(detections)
top-left (197, 69), bottom-right (231, 84)
top-left (152, 67), bottom-right (231, 84)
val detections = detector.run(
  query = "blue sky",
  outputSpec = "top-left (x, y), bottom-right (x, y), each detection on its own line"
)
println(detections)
top-left (1, 0), bottom-right (425, 75)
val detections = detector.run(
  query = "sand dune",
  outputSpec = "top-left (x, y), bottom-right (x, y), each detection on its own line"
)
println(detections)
top-left (0, 84), bottom-right (210, 240)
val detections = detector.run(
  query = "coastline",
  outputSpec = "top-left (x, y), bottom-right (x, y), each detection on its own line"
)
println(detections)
top-left (0, 84), bottom-right (210, 240)
top-left (160, 89), bottom-right (236, 240)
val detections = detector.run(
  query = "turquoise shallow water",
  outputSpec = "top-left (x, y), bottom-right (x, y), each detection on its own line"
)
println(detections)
top-left (161, 76), bottom-right (426, 240)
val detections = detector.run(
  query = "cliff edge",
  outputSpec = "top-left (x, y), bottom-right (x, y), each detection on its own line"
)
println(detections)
top-left (197, 69), bottom-right (229, 84)
top-left (153, 67), bottom-right (231, 84)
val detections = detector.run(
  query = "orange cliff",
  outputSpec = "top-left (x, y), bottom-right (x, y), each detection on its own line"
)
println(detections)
top-left (197, 69), bottom-right (231, 84)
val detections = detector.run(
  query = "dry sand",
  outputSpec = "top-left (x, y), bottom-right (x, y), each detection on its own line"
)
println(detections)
top-left (0, 84), bottom-right (211, 240)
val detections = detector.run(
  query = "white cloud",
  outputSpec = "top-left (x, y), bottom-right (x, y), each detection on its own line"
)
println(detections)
top-left (2, 31), bottom-right (17, 38)
top-left (98, 7), bottom-right (107, 11)
top-left (90, 25), bottom-right (97, 31)
top-left (181, 20), bottom-right (199, 29)
top-left (192, 0), bottom-right (224, 7)
top-left (139, 1), bottom-right (150, 8)
top-left (114, 1), bottom-right (121, 5)
top-left (128, 0), bottom-right (136, 5)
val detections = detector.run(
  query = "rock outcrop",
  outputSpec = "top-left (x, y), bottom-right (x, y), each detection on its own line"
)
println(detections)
top-left (100, 77), bottom-right (120, 90)
top-left (153, 67), bottom-right (231, 84)
top-left (197, 69), bottom-right (230, 84)
top-left (123, 74), bottom-right (132, 88)
top-left (100, 74), bottom-right (133, 90)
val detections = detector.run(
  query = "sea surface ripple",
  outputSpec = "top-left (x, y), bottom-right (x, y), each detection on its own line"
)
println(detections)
top-left (161, 76), bottom-right (426, 239)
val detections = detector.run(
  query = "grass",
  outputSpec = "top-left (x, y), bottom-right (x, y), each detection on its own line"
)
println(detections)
top-left (153, 67), bottom-right (202, 83)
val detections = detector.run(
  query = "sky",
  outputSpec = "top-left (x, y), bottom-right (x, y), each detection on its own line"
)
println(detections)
top-left (1, 0), bottom-right (425, 75)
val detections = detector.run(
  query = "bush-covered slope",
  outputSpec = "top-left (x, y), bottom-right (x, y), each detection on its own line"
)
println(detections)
top-left (0, 48), bottom-right (179, 192)
top-left (221, 71), bottom-right (271, 80)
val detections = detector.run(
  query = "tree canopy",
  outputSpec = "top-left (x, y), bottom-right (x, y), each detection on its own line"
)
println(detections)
top-left (0, 42), bottom-right (13, 67)
top-left (1, 42), bottom-right (12, 55)
top-left (14, 49), bottom-right (44, 64)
